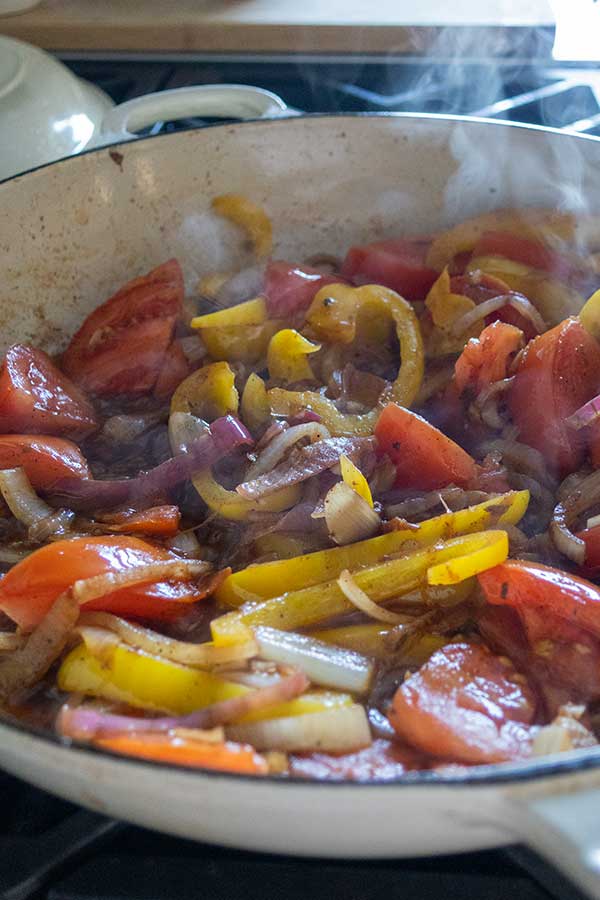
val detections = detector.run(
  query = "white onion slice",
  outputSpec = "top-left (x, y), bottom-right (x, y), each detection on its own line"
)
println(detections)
top-left (226, 704), bottom-right (372, 752)
top-left (550, 470), bottom-right (600, 564)
top-left (245, 422), bottom-right (331, 481)
top-left (337, 570), bottom-right (406, 624)
top-left (0, 467), bottom-right (54, 526)
top-left (255, 626), bottom-right (373, 694)
top-left (73, 559), bottom-right (211, 605)
top-left (451, 293), bottom-right (546, 337)
top-left (0, 633), bottom-right (24, 652)
top-left (324, 482), bottom-right (380, 545)
top-left (165, 530), bottom-right (203, 558)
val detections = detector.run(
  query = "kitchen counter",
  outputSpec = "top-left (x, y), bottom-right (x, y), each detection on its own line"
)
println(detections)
top-left (0, 0), bottom-right (555, 54)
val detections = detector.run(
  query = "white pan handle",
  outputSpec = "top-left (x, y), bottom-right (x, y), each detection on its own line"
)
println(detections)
top-left (99, 84), bottom-right (289, 144)
top-left (511, 787), bottom-right (600, 898)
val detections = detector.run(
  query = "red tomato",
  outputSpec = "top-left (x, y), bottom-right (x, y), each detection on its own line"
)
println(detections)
top-left (62, 260), bottom-right (184, 397)
top-left (0, 345), bottom-right (97, 438)
top-left (454, 321), bottom-right (523, 396)
top-left (101, 505), bottom-right (181, 537)
top-left (290, 739), bottom-right (426, 781)
top-left (263, 261), bottom-right (341, 319)
top-left (577, 526), bottom-right (600, 570)
top-left (375, 402), bottom-right (477, 490)
top-left (389, 642), bottom-right (535, 764)
top-left (341, 239), bottom-right (438, 301)
top-left (0, 435), bottom-right (90, 490)
top-left (472, 231), bottom-right (573, 281)
top-left (508, 318), bottom-right (600, 476)
top-left (153, 339), bottom-right (191, 400)
top-left (0, 536), bottom-right (201, 630)
top-left (478, 559), bottom-right (600, 641)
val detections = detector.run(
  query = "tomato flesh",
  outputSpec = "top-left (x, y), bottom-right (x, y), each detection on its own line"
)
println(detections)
top-left (0, 536), bottom-right (199, 630)
top-left (375, 402), bottom-right (476, 490)
top-left (290, 739), bottom-right (427, 780)
top-left (263, 261), bottom-right (341, 318)
top-left (341, 239), bottom-right (438, 301)
top-left (454, 321), bottom-right (523, 396)
top-left (389, 642), bottom-right (535, 764)
top-left (508, 317), bottom-right (600, 476)
top-left (0, 345), bottom-right (97, 438)
top-left (0, 435), bottom-right (90, 490)
top-left (62, 260), bottom-right (184, 397)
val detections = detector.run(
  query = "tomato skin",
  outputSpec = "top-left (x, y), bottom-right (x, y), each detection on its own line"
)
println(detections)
top-left (577, 526), bottom-right (600, 570)
top-left (290, 739), bottom-right (426, 780)
top-left (473, 231), bottom-right (573, 281)
top-left (62, 260), bottom-right (184, 397)
top-left (263, 261), bottom-right (341, 319)
top-left (0, 536), bottom-right (200, 630)
top-left (341, 239), bottom-right (438, 301)
top-left (479, 559), bottom-right (600, 640)
top-left (0, 435), bottom-right (90, 490)
top-left (153, 339), bottom-right (191, 400)
top-left (375, 402), bottom-right (477, 490)
top-left (508, 317), bottom-right (600, 476)
top-left (389, 642), bottom-right (535, 764)
top-left (0, 345), bottom-right (97, 438)
top-left (454, 321), bottom-right (523, 396)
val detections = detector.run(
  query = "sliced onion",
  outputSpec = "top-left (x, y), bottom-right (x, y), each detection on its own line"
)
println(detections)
top-left (178, 335), bottom-right (207, 365)
top-left (566, 392), bottom-right (600, 431)
top-left (0, 468), bottom-right (54, 526)
top-left (101, 412), bottom-right (164, 445)
top-left (337, 570), bottom-right (407, 624)
top-left (72, 559), bottom-right (210, 606)
top-left (50, 416), bottom-right (253, 512)
top-left (254, 626), bottom-right (374, 694)
top-left (587, 513), bottom-right (600, 529)
top-left (237, 436), bottom-right (376, 500)
top-left (165, 530), bottom-right (203, 558)
top-left (78, 611), bottom-right (258, 669)
top-left (550, 470), bottom-right (600, 564)
top-left (226, 704), bottom-right (372, 753)
top-left (57, 670), bottom-right (309, 738)
top-left (480, 439), bottom-right (556, 488)
top-left (324, 481), bottom-right (380, 546)
top-left (0, 633), bottom-right (24, 652)
top-left (245, 422), bottom-right (331, 481)
top-left (473, 377), bottom-right (514, 430)
top-left (0, 590), bottom-right (79, 702)
top-left (451, 293), bottom-right (546, 337)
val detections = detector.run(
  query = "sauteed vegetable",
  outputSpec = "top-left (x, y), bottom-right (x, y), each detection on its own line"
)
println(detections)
top-left (4, 198), bottom-right (600, 780)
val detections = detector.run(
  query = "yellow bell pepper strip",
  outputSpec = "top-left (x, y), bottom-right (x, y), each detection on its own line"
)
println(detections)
top-left (192, 469), bottom-right (300, 522)
top-left (241, 373), bottom-right (271, 433)
top-left (339, 454), bottom-right (373, 507)
top-left (425, 209), bottom-right (578, 272)
top-left (267, 329), bottom-right (321, 383)
top-left (201, 320), bottom-right (281, 365)
top-left (170, 361), bottom-right (239, 420)
top-left (215, 490), bottom-right (529, 607)
top-left (212, 194), bottom-right (273, 258)
top-left (269, 283), bottom-right (424, 436)
top-left (58, 641), bottom-right (352, 723)
top-left (191, 297), bottom-right (267, 330)
top-left (425, 268), bottom-right (476, 329)
top-left (579, 288), bottom-right (600, 340)
top-left (210, 529), bottom-right (509, 645)
top-left (427, 530), bottom-right (508, 585)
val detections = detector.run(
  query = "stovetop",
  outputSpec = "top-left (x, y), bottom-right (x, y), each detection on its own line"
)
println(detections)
top-left (3, 49), bottom-right (598, 900)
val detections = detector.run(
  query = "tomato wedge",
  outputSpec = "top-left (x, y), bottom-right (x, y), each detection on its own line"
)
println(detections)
top-left (263, 261), bottom-right (341, 319)
top-left (100, 505), bottom-right (181, 537)
top-left (96, 734), bottom-right (268, 774)
top-left (508, 317), bottom-right (600, 476)
top-left (576, 526), bottom-right (600, 570)
top-left (0, 536), bottom-right (202, 631)
top-left (454, 321), bottom-right (523, 396)
top-left (62, 259), bottom-right (184, 397)
top-left (389, 642), bottom-right (535, 764)
top-left (375, 402), bottom-right (476, 490)
top-left (479, 559), bottom-right (600, 641)
top-left (341, 238), bottom-right (438, 301)
top-left (0, 345), bottom-right (97, 438)
top-left (0, 435), bottom-right (90, 490)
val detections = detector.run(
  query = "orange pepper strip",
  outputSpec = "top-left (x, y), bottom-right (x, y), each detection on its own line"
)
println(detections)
top-left (96, 733), bottom-right (268, 774)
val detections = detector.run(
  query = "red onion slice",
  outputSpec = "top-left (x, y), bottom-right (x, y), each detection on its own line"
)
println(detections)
top-left (49, 416), bottom-right (253, 512)
top-left (566, 393), bottom-right (600, 431)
